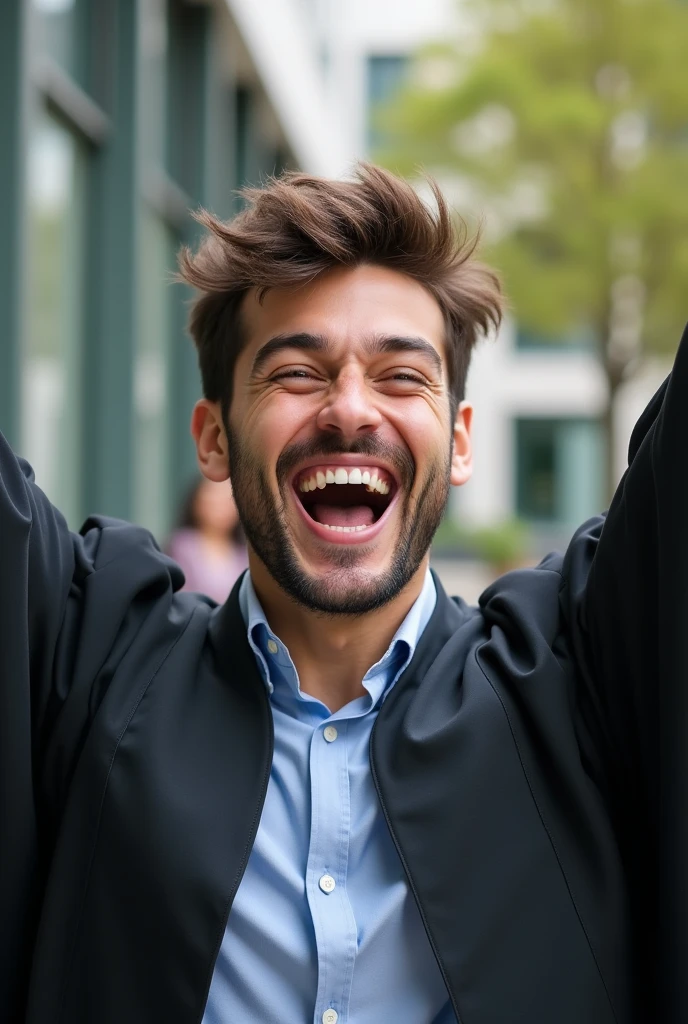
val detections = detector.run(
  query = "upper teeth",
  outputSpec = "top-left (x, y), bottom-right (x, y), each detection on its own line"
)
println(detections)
top-left (298, 467), bottom-right (391, 494)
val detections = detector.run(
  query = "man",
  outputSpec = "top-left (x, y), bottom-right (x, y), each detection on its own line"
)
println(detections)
top-left (1, 165), bottom-right (684, 1024)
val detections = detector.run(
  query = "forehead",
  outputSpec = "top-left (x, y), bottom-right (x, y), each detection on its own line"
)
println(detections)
top-left (239, 264), bottom-right (447, 363)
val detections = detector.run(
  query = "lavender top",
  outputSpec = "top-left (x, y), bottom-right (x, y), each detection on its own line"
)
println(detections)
top-left (166, 528), bottom-right (248, 605)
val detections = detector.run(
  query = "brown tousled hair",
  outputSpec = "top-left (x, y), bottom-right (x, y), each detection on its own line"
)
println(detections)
top-left (178, 163), bottom-right (504, 419)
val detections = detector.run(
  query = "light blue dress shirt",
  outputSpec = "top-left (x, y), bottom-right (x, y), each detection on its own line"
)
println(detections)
top-left (203, 569), bottom-right (456, 1024)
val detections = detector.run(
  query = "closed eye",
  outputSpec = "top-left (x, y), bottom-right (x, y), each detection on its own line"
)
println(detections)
top-left (271, 369), bottom-right (319, 380)
top-left (266, 367), bottom-right (327, 392)
top-left (380, 372), bottom-right (429, 386)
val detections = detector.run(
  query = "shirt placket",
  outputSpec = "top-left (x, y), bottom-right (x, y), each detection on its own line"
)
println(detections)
top-left (307, 715), bottom-right (358, 1024)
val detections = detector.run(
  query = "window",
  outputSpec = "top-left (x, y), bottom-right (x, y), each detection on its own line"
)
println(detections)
top-left (134, 0), bottom-right (174, 539)
top-left (515, 325), bottom-right (597, 353)
top-left (368, 55), bottom-right (408, 107)
top-left (23, 108), bottom-right (85, 525)
top-left (134, 210), bottom-right (174, 536)
top-left (367, 54), bottom-right (408, 153)
top-left (0, 0), bottom-right (288, 532)
top-left (515, 418), bottom-right (603, 526)
top-left (24, 0), bottom-right (123, 526)
top-left (140, 0), bottom-right (168, 172)
top-left (33, 0), bottom-right (81, 82)
top-left (134, 0), bottom-right (212, 539)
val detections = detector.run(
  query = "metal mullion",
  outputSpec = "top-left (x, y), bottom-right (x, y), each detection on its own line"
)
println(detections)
top-left (32, 55), bottom-right (110, 147)
top-left (167, 0), bottom-right (218, 513)
top-left (141, 168), bottom-right (192, 233)
top-left (0, 0), bottom-right (30, 447)
top-left (196, 2), bottom-right (236, 216)
top-left (80, 0), bottom-right (140, 521)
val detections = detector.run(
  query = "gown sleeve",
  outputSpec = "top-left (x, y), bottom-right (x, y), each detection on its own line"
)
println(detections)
top-left (0, 431), bottom-right (184, 1020)
top-left (0, 433), bottom-right (76, 1017)
top-left (561, 322), bottom-right (688, 1020)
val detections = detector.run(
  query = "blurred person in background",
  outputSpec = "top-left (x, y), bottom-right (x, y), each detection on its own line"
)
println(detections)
top-left (166, 476), bottom-right (247, 603)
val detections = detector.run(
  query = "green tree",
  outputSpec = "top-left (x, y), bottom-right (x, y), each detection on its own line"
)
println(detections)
top-left (379, 0), bottom-right (688, 497)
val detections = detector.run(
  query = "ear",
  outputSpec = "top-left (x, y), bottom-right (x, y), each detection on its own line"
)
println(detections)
top-left (190, 400), bottom-right (230, 482)
top-left (450, 400), bottom-right (473, 487)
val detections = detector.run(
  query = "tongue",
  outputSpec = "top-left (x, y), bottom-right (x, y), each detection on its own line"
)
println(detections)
top-left (313, 503), bottom-right (375, 527)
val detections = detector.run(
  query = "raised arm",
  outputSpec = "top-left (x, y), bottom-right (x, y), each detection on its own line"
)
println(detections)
top-left (563, 322), bottom-right (688, 1019)
top-left (0, 431), bottom-right (185, 1019)
top-left (0, 432), bottom-right (76, 1017)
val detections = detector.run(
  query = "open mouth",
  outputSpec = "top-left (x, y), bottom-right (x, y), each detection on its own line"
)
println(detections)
top-left (293, 465), bottom-right (397, 534)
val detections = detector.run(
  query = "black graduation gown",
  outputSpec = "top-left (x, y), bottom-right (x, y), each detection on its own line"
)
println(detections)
top-left (1, 326), bottom-right (687, 1024)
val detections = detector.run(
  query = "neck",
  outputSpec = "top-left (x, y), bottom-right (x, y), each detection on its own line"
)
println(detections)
top-left (248, 557), bottom-right (430, 713)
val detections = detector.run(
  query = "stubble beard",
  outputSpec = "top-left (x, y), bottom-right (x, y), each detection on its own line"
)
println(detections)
top-left (226, 428), bottom-right (452, 616)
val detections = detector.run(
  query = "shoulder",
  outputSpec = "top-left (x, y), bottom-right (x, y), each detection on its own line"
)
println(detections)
top-left (472, 515), bottom-right (604, 661)
top-left (74, 514), bottom-right (186, 591)
top-left (61, 516), bottom-right (193, 686)
top-left (477, 551), bottom-right (565, 640)
top-left (61, 517), bottom-right (215, 709)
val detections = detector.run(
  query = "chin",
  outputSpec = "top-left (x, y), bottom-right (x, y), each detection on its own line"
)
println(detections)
top-left (278, 549), bottom-right (418, 617)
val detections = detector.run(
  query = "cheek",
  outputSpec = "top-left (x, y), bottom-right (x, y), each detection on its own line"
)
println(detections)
top-left (242, 394), bottom-right (318, 453)
top-left (386, 401), bottom-right (449, 463)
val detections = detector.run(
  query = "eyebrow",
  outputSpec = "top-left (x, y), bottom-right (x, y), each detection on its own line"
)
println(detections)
top-left (368, 334), bottom-right (443, 375)
top-left (250, 333), bottom-right (329, 378)
top-left (249, 331), bottom-right (443, 378)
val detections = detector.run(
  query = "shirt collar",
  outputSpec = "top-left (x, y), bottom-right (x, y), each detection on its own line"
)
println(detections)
top-left (239, 568), bottom-right (437, 707)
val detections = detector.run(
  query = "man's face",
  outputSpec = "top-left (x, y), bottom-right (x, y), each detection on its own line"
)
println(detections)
top-left (221, 265), bottom-right (471, 614)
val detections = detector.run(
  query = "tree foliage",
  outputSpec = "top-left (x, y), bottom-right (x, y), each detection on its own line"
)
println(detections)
top-left (379, 0), bottom-right (688, 379)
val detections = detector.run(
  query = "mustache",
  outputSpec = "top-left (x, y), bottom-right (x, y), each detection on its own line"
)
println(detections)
top-left (276, 434), bottom-right (415, 490)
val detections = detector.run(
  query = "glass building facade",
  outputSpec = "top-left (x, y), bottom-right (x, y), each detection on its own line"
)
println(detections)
top-left (0, 0), bottom-right (293, 540)
top-left (514, 417), bottom-right (604, 529)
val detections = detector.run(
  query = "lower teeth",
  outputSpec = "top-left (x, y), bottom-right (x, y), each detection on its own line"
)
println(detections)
top-left (321, 523), bottom-right (370, 533)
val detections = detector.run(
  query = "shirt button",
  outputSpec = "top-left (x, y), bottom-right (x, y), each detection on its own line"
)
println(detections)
top-left (319, 873), bottom-right (336, 894)
top-left (323, 725), bottom-right (338, 743)
top-left (267, 639), bottom-right (278, 655)
top-left (322, 1011), bottom-right (338, 1024)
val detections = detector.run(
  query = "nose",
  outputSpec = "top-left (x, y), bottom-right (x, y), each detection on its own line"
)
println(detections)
top-left (315, 368), bottom-right (383, 440)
